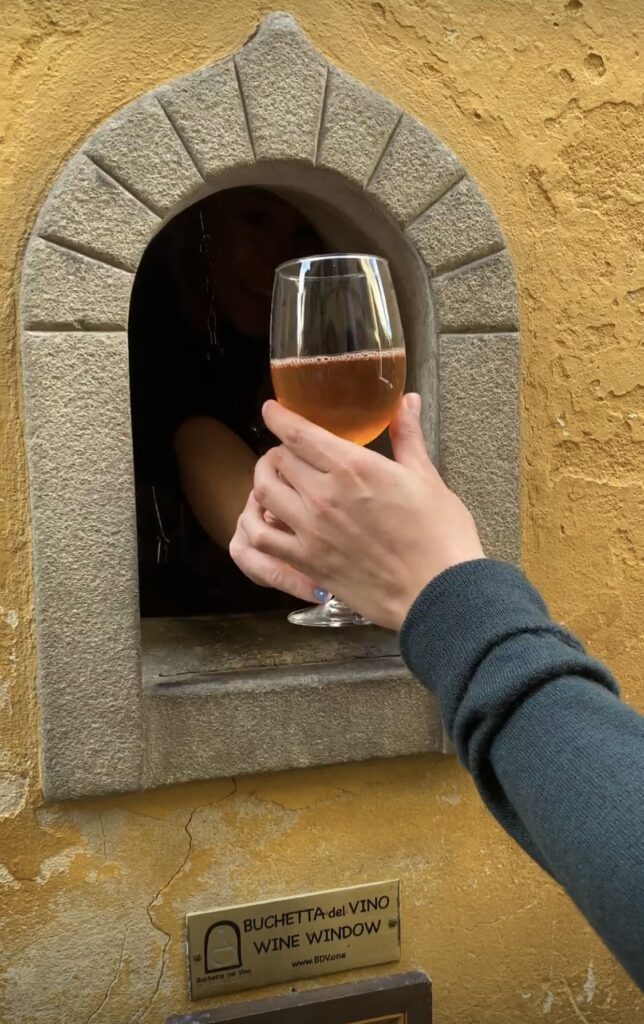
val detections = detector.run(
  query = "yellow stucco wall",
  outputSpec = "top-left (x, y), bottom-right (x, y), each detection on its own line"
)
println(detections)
top-left (1, 0), bottom-right (643, 1020)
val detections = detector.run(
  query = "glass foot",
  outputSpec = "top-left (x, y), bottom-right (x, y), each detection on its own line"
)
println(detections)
top-left (288, 597), bottom-right (371, 627)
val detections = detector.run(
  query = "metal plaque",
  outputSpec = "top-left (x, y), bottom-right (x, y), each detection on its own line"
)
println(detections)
top-left (186, 880), bottom-right (401, 1000)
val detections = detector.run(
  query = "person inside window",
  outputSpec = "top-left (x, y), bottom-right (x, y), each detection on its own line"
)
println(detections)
top-left (128, 187), bottom-right (324, 616)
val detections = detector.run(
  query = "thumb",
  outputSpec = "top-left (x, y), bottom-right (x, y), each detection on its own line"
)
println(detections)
top-left (389, 393), bottom-right (428, 469)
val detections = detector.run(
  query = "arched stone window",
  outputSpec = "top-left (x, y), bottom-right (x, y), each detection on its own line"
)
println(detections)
top-left (20, 13), bottom-right (519, 800)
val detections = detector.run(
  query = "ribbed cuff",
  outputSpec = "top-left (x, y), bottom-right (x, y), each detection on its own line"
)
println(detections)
top-left (400, 559), bottom-right (555, 698)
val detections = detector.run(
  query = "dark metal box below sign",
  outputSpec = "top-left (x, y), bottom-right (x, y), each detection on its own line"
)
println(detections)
top-left (167, 970), bottom-right (431, 1024)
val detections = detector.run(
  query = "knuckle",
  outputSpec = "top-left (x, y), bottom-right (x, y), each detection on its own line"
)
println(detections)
top-left (252, 525), bottom-right (271, 551)
top-left (272, 446), bottom-right (286, 468)
top-left (229, 522), bottom-right (244, 553)
top-left (284, 425), bottom-right (303, 449)
top-left (253, 479), bottom-right (269, 506)
top-left (310, 491), bottom-right (335, 516)
top-left (253, 459), bottom-right (267, 485)
top-left (229, 539), bottom-right (248, 571)
top-left (336, 452), bottom-right (361, 480)
top-left (244, 517), bottom-right (262, 546)
top-left (261, 449), bottom-right (278, 475)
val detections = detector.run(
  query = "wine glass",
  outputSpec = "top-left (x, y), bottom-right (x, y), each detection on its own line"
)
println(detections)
top-left (270, 253), bottom-right (406, 627)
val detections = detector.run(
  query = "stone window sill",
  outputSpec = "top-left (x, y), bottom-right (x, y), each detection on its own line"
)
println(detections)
top-left (140, 614), bottom-right (445, 791)
top-left (143, 612), bottom-right (401, 690)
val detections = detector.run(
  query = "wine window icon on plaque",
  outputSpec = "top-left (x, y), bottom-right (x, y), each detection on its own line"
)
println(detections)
top-left (204, 920), bottom-right (243, 972)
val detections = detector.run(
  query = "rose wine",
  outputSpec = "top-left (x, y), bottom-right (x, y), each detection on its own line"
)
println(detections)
top-left (271, 348), bottom-right (406, 445)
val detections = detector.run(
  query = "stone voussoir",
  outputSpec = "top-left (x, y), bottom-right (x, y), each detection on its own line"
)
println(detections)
top-left (158, 58), bottom-right (254, 180)
top-left (317, 67), bottom-right (401, 185)
top-left (367, 112), bottom-right (464, 224)
top-left (431, 250), bottom-right (519, 333)
top-left (21, 236), bottom-right (133, 328)
top-left (35, 153), bottom-right (161, 273)
top-left (406, 175), bottom-right (505, 276)
top-left (235, 12), bottom-right (328, 162)
top-left (83, 94), bottom-right (203, 216)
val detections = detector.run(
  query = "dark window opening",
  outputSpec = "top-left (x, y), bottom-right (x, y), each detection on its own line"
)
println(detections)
top-left (128, 187), bottom-right (327, 617)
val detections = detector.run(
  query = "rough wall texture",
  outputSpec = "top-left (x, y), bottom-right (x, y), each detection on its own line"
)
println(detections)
top-left (0, 0), bottom-right (642, 1021)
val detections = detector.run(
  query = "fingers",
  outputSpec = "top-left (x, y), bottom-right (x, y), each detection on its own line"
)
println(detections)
top-left (262, 400), bottom-right (354, 472)
top-left (263, 509), bottom-right (291, 530)
top-left (388, 393), bottom-right (426, 468)
top-left (253, 451), bottom-right (305, 530)
top-left (230, 526), bottom-right (318, 602)
top-left (270, 445), bottom-right (323, 497)
top-left (239, 493), bottom-right (303, 565)
top-left (389, 393), bottom-right (441, 482)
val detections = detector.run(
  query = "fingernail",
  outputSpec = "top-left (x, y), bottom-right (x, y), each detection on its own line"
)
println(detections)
top-left (314, 587), bottom-right (330, 603)
top-left (406, 393), bottom-right (421, 417)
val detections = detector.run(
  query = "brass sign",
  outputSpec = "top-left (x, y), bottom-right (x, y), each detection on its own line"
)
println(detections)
top-left (186, 880), bottom-right (401, 1000)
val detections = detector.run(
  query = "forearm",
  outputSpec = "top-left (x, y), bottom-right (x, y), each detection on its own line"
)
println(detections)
top-left (174, 416), bottom-right (256, 548)
top-left (400, 560), bottom-right (644, 987)
top-left (492, 673), bottom-right (644, 986)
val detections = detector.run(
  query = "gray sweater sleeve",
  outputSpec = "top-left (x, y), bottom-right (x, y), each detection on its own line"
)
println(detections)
top-left (399, 559), bottom-right (644, 989)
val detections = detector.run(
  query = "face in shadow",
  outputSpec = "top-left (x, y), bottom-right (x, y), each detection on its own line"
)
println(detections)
top-left (204, 187), bottom-right (323, 340)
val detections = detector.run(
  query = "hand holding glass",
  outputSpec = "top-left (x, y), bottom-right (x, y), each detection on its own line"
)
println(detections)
top-left (270, 254), bottom-right (406, 627)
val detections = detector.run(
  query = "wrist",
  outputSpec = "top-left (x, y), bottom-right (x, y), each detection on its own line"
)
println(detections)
top-left (388, 580), bottom-right (433, 633)
top-left (391, 555), bottom-right (487, 633)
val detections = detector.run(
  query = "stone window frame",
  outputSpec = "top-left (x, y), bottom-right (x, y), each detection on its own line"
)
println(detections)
top-left (19, 13), bottom-right (519, 801)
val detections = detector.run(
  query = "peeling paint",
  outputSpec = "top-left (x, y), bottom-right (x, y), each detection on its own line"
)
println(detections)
top-left (436, 787), bottom-right (462, 806)
top-left (0, 0), bottom-right (642, 1021)
top-left (0, 863), bottom-right (19, 889)
top-left (34, 847), bottom-right (85, 884)
top-left (0, 682), bottom-right (11, 714)
top-left (0, 610), bottom-right (18, 630)
top-left (0, 774), bottom-right (28, 818)
top-left (584, 963), bottom-right (597, 1003)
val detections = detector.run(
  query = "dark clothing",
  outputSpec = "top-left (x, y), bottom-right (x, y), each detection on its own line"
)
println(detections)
top-left (128, 217), bottom-right (291, 617)
top-left (130, 314), bottom-right (272, 487)
top-left (400, 559), bottom-right (644, 988)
